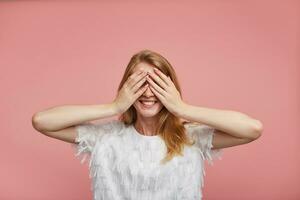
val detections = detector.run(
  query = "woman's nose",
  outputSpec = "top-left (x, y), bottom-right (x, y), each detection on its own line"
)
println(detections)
top-left (143, 85), bottom-right (155, 97)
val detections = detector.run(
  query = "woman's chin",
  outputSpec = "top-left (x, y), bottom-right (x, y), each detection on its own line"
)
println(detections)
top-left (137, 107), bottom-right (159, 117)
top-left (138, 112), bottom-right (158, 118)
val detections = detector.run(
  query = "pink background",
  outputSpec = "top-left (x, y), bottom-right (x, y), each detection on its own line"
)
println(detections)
top-left (1, 1), bottom-right (299, 199)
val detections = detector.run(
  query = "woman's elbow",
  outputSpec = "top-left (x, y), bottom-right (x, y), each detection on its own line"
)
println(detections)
top-left (250, 119), bottom-right (264, 140)
top-left (32, 112), bottom-right (46, 132)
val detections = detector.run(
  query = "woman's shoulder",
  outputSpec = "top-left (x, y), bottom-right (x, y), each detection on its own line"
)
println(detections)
top-left (86, 119), bottom-right (125, 135)
top-left (102, 119), bottom-right (125, 131)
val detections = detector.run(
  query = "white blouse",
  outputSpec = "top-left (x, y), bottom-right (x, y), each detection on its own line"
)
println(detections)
top-left (71, 119), bottom-right (223, 200)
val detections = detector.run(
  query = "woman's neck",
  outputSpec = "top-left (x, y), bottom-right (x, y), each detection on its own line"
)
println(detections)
top-left (134, 119), bottom-right (159, 136)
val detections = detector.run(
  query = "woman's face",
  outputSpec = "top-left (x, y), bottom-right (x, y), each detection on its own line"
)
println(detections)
top-left (132, 62), bottom-right (164, 118)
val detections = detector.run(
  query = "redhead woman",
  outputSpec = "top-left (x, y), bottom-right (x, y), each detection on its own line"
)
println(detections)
top-left (32, 49), bottom-right (263, 200)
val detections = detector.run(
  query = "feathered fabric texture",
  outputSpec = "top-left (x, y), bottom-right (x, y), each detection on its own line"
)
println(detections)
top-left (71, 120), bottom-right (116, 165)
top-left (71, 120), bottom-right (223, 200)
top-left (184, 123), bottom-right (223, 166)
top-left (183, 123), bottom-right (223, 190)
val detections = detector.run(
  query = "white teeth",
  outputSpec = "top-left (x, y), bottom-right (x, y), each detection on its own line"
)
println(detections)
top-left (140, 101), bottom-right (156, 105)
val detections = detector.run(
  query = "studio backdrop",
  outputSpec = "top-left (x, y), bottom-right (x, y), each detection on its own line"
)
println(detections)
top-left (0, 1), bottom-right (299, 199)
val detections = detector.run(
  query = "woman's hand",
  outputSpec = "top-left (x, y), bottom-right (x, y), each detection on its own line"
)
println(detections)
top-left (146, 68), bottom-right (186, 116)
top-left (113, 70), bottom-right (149, 114)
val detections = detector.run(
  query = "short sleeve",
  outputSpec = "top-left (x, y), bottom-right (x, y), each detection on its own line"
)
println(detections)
top-left (185, 123), bottom-right (223, 165)
top-left (70, 119), bottom-right (115, 164)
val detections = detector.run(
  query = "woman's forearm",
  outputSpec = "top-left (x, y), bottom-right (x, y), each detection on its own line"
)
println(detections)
top-left (32, 103), bottom-right (118, 132)
top-left (179, 103), bottom-right (263, 139)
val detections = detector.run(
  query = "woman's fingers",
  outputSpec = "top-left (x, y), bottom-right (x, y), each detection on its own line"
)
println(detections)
top-left (148, 70), bottom-right (168, 90)
top-left (125, 70), bottom-right (147, 89)
top-left (134, 82), bottom-right (149, 98)
top-left (132, 74), bottom-right (148, 93)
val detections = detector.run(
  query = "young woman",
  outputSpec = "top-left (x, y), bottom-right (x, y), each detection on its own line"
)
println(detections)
top-left (32, 49), bottom-right (263, 200)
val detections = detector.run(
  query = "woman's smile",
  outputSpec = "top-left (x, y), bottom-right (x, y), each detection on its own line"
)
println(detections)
top-left (138, 98), bottom-right (158, 108)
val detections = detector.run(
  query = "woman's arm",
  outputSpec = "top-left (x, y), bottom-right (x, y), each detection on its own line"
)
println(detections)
top-left (144, 68), bottom-right (263, 148)
top-left (178, 104), bottom-right (263, 140)
top-left (32, 103), bottom-right (118, 132)
top-left (31, 70), bottom-right (149, 143)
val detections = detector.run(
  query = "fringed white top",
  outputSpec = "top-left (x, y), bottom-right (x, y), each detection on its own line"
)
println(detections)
top-left (71, 119), bottom-right (223, 200)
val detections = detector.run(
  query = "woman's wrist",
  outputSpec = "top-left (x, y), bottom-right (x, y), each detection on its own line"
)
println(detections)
top-left (109, 101), bottom-right (122, 116)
